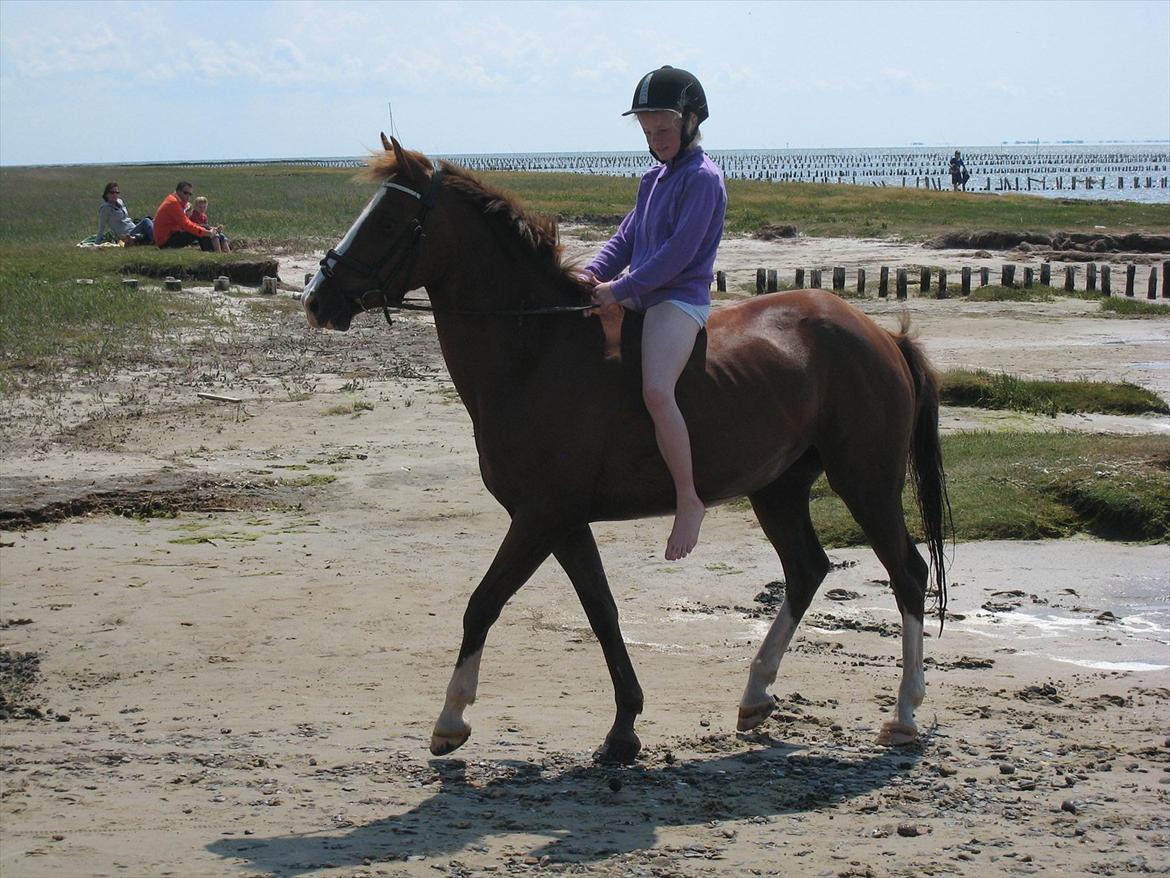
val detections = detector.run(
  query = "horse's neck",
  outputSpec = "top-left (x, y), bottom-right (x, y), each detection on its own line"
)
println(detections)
top-left (427, 267), bottom-right (597, 424)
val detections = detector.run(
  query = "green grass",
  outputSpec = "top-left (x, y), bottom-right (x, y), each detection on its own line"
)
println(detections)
top-left (1100, 297), bottom-right (1170, 317)
top-left (939, 369), bottom-right (1169, 417)
top-left (962, 284), bottom-right (1170, 317)
top-left (3, 162), bottom-right (1166, 247)
top-left (804, 432), bottom-right (1169, 546)
top-left (965, 284), bottom-right (1059, 303)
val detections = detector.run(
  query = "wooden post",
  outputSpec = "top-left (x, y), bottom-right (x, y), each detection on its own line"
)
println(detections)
top-left (857, 268), bottom-right (866, 296)
top-left (1023, 267), bottom-right (1033, 288)
top-left (1163, 261), bottom-right (1169, 299)
top-left (1064, 265), bottom-right (1077, 291)
top-left (1001, 264), bottom-right (1015, 287)
top-left (1100, 265), bottom-right (1111, 296)
top-left (810, 269), bottom-right (823, 289)
top-left (1125, 265), bottom-right (1136, 297)
top-left (795, 268), bottom-right (805, 288)
top-left (1148, 268), bottom-right (1158, 300)
top-left (980, 267), bottom-right (990, 286)
top-left (165, 277), bottom-right (182, 291)
top-left (1040, 262), bottom-right (1051, 286)
top-left (879, 266), bottom-right (889, 298)
top-left (920, 267), bottom-right (931, 294)
top-left (767, 269), bottom-right (778, 293)
top-left (832, 267), bottom-right (845, 290)
top-left (936, 269), bottom-right (948, 298)
top-left (961, 266), bottom-right (971, 295)
top-left (756, 268), bottom-right (766, 295)
top-left (304, 272), bottom-right (314, 286)
top-left (1087, 263), bottom-right (1097, 291)
top-left (716, 270), bottom-right (726, 293)
top-left (214, 276), bottom-right (230, 292)
top-left (896, 268), bottom-right (908, 299)
top-left (261, 276), bottom-right (278, 295)
top-left (122, 278), bottom-right (139, 290)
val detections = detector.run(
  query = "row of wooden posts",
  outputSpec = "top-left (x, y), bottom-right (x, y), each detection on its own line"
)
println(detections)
top-left (911, 175), bottom-right (1169, 192)
top-left (719, 261), bottom-right (1170, 300)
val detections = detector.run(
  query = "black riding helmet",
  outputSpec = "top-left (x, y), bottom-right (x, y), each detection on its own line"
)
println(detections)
top-left (623, 66), bottom-right (708, 159)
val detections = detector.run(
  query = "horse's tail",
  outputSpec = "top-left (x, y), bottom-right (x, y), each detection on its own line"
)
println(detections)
top-left (891, 314), bottom-right (952, 630)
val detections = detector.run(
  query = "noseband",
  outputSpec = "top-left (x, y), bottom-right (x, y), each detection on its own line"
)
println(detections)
top-left (317, 165), bottom-right (445, 322)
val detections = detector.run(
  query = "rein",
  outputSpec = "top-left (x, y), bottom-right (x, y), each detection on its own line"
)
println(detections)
top-left (318, 163), bottom-right (598, 324)
top-left (390, 297), bottom-right (598, 320)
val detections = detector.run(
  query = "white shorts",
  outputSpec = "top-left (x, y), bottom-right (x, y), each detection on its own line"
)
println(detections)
top-left (635, 299), bottom-right (710, 328)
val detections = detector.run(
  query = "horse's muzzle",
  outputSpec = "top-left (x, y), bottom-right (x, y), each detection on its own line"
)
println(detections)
top-left (301, 271), bottom-right (355, 331)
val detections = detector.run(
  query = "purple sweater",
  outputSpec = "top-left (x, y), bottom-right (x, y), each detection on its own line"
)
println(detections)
top-left (585, 146), bottom-right (726, 309)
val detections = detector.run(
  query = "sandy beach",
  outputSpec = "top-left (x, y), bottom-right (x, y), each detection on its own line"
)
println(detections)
top-left (1, 232), bottom-right (1168, 878)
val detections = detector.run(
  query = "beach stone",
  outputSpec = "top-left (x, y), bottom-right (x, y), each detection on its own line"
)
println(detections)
top-left (896, 823), bottom-right (920, 837)
top-left (1060, 799), bottom-right (1078, 814)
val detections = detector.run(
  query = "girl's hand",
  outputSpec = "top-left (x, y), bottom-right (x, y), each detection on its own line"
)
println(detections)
top-left (592, 282), bottom-right (618, 308)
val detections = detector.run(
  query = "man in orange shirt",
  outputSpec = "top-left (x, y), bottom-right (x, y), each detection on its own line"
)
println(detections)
top-left (154, 181), bottom-right (223, 251)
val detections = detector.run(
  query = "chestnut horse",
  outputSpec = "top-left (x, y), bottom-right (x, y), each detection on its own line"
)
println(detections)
top-left (302, 136), bottom-right (950, 764)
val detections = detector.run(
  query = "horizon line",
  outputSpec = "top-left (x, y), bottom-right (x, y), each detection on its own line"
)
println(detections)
top-left (4, 139), bottom-right (1170, 171)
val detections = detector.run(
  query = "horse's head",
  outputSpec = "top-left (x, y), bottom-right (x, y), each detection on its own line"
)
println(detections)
top-left (303, 135), bottom-right (443, 331)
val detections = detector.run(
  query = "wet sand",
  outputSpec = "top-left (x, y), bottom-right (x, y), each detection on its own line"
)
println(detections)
top-left (1, 234), bottom-right (1168, 877)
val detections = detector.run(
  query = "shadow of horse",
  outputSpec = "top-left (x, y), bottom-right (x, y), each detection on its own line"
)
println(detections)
top-left (207, 736), bottom-right (924, 875)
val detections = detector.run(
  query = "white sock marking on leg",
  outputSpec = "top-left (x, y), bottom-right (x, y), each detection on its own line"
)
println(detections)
top-left (741, 602), bottom-right (797, 709)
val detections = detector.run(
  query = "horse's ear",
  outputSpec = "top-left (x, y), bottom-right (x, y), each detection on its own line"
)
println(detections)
top-left (390, 136), bottom-right (426, 182)
top-left (380, 131), bottom-right (392, 151)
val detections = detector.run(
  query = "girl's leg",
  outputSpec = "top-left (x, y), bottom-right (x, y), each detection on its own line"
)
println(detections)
top-left (642, 302), bottom-right (705, 560)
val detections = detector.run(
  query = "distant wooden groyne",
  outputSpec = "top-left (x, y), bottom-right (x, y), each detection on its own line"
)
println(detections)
top-left (448, 149), bottom-right (1170, 195)
top-left (155, 147), bottom-right (1170, 196)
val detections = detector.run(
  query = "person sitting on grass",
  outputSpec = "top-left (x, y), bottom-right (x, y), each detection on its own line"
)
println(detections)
top-left (153, 182), bottom-right (223, 251)
top-left (185, 195), bottom-right (231, 253)
top-left (97, 181), bottom-right (153, 246)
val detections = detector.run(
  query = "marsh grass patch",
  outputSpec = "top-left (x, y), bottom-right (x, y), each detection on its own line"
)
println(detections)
top-left (1099, 297), bottom-right (1170, 318)
top-left (801, 432), bottom-right (1170, 546)
top-left (939, 370), bottom-right (1168, 416)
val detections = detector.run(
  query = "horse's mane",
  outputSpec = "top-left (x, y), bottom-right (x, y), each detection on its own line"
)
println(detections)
top-left (366, 150), bottom-right (590, 302)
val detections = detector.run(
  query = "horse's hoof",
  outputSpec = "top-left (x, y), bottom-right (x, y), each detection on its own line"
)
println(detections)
top-left (593, 733), bottom-right (641, 765)
top-left (876, 719), bottom-right (918, 747)
top-left (430, 723), bottom-right (471, 756)
top-left (737, 696), bottom-right (778, 732)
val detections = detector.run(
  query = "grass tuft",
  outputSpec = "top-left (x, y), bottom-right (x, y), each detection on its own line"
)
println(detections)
top-left (802, 432), bottom-right (1170, 547)
top-left (939, 369), bottom-right (1168, 416)
top-left (1099, 297), bottom-right (1170, 318)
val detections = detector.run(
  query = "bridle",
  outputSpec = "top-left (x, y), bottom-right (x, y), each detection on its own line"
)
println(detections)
top-left (317, 166), bottom-right (446, 324)
top-left (316, 163), bottom-right (598, 325)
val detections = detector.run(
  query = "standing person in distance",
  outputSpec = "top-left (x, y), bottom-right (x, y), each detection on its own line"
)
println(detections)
top-left (949, 150), bottom-right (969, 191)
top-left (581, 66), bottom-right (727, 561)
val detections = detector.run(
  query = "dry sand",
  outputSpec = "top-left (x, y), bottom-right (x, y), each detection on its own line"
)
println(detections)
top-left (1, 233), bottom-right (1168, 878)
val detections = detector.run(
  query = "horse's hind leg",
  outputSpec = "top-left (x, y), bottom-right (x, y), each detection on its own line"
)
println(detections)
top-left (431, 513), bottom-right (560, 757)
top-left (829, 471), bottom-right (930, 746)
top-left (553, 525), bottom-right (644, 764)
top-left (738, 456), bottom-right (831, 732)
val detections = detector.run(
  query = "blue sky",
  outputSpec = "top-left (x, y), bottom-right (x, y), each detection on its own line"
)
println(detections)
top-left (1, 0), bottom-right (1167, 166)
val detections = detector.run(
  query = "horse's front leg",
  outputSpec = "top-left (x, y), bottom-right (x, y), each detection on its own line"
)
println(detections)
top-left (431, 514), bottom-right (560, 757)
top-left (553, 525), bottom-right (644, 764)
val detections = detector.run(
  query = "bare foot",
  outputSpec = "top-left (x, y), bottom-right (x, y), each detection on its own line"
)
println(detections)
top-left (665, 497), bottom-right (705, 561)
